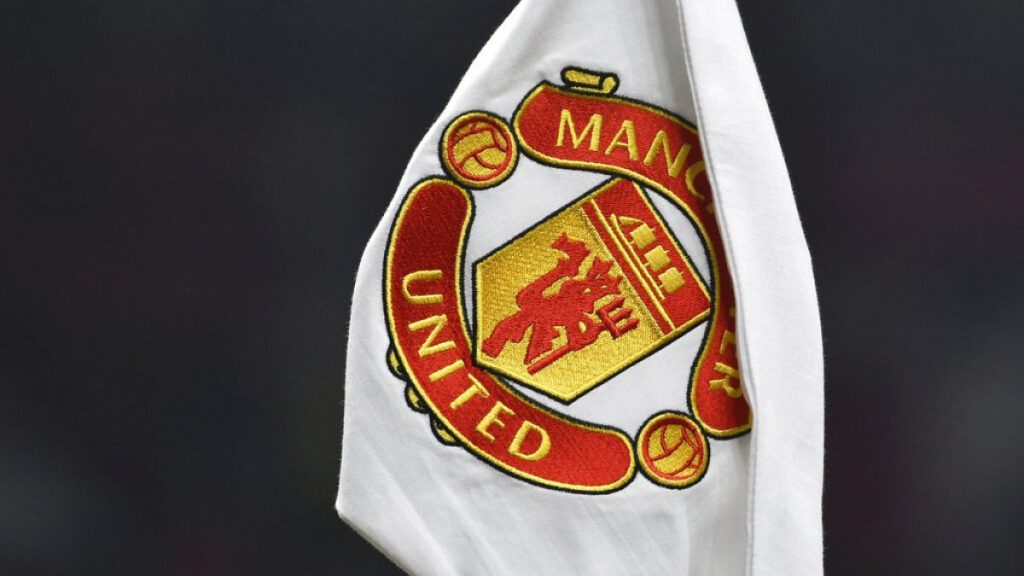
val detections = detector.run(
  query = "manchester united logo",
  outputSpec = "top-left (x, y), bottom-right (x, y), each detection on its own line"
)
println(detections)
top-left (384, 67), bottom-right (751, 493)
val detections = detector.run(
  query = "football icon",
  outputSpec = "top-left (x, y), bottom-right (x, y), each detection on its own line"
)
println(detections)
top-left (441, 111), bottom-right (518, 188)
top-left (637, 411), bottom-right (709, 488)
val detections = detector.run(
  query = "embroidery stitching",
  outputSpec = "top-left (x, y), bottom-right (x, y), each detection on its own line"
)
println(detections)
top-left (381, 66), bottom-right (750, 493)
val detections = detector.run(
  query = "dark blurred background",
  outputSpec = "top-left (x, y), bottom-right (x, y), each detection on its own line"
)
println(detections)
top-left (2, 1), bottom-right (1022, 574)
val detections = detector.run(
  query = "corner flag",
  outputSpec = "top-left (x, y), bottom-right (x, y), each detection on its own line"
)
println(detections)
top-left (337, 1), bottom-right (823, 574)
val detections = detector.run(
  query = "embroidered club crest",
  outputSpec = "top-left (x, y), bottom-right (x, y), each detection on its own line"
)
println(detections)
top-left (384, 67), bottom-right (751, 493)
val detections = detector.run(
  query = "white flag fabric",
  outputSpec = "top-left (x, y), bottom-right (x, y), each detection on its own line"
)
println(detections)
top-left (337, 0), bottom-right (823, 574)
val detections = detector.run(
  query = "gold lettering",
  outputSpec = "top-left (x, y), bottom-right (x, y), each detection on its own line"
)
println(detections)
top-left (604, 120), bottom-right (638, 160)
top-left (685, 160), bottom-right (707, 201)
top-left (709, 362), bottom-right (743, 398)
top-left (450, 373), bottom-right (490, 410)
top-left (643, 130), bottom-right (691, 178)
top-left (429, 359), bottom-right (464, 382)
top-left (407, 315), bottom-right (456, 357)
top-left (719, 330), bottom-right (736, 355)
top-left (508, 421), bottom-right (551, 461)
top-left (556, 109), bottom-right (603, 151)
top-left (402, 270), bottom-right (443, 305)
top-left (476, 401), bottom-right (514, 441)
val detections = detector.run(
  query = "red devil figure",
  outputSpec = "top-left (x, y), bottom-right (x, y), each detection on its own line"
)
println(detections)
top-left (483, 233), bottom-right (639, 374)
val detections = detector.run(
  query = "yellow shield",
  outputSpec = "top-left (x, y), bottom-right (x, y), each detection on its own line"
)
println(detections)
top-left (474, 179), bottom-right (712, 402)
